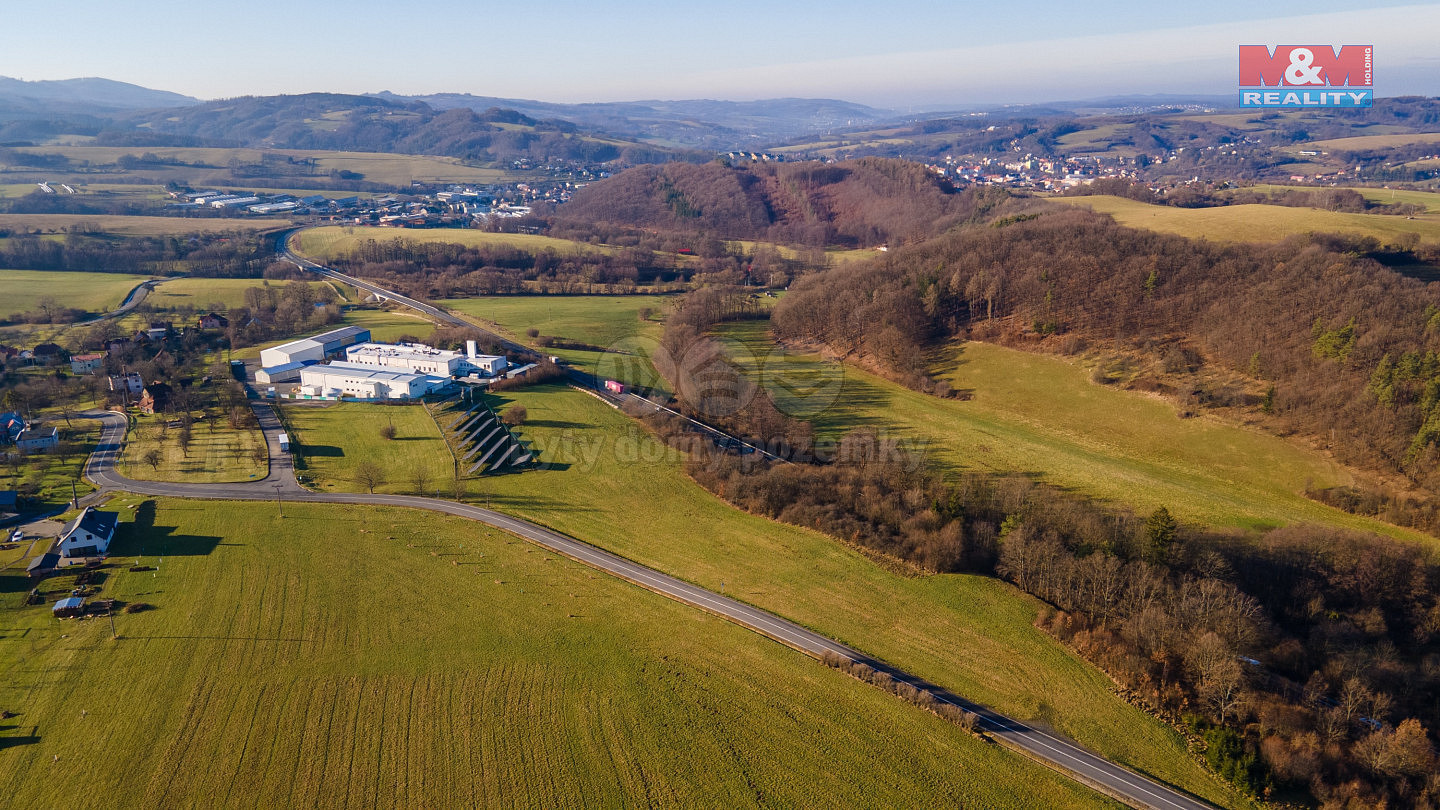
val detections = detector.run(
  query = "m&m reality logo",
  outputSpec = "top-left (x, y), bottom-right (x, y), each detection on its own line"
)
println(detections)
top-left (1238, 45), bottom-right (1372, 108)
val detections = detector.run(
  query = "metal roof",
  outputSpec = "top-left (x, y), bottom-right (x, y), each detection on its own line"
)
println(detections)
top-left (53, 596), bottom-right (84, 610)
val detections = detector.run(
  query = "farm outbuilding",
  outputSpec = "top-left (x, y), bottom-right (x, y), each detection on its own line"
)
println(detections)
top-left (53, 596), bottom-right (85, 618)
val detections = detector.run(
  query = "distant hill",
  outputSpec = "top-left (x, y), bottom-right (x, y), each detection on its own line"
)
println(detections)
top-left (554, 157), bottom-right (984, 246)
top-left (115, 93), bottom-right (693, 164)
top-left (0, 76), bottom-right (198, 112)
top-left (374, 92), bottom-right (896, 150)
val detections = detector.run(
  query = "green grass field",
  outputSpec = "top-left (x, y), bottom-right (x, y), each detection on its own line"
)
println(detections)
top-left (0, 498), bottom-right (1109, 808)
top-left (0, 214), bottom-right (293, 236)
top-left (116, 413), bottom-right (267, 484)
top-left (1048, 194), bottom-right (1440, 244)
top-left (0, 420), bottom-right (100, 508)
top-left (0, 269), bottom-right (154, 317)
top-left (361, 384), bottom-right (1245, 807)
top-left (280, 402), bottom-right (457, 494)
top-left (1299, 132), bottom-right (1440, 152)
top-left (293, 225), bottom-right (614, 263)
top-left (444, 294), bottom-right (672, 383)
top-left (1238, 184), bottom-right (1440, 214)
top-left (142, 278), bottom-right (342, 313)
top-left (7, 146), bottom-right (516, 187)
top-left (716, 321), bottom-right (1432, 543)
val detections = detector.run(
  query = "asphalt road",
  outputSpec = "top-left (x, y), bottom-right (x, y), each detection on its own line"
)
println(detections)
top-left (278, 229), bottom-right (790, 462)
top-left (80, 406), bottom-right (1217, 810)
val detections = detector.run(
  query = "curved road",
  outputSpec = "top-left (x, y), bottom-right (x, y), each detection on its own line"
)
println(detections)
top-left (80, 406), bottom-right (1216, 810)
top-left (277, 229), bottom-right (790, 462)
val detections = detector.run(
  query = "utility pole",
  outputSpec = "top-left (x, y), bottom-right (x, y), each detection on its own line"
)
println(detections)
top-left (108, 602), bottom-right (116, 640)
top-left (273, 482), bottom-right (284, 518)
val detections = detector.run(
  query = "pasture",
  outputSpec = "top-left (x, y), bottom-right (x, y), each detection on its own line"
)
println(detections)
top-left (421, 384), bottom-right (1250, 808)
top-left (6, 146), bottom-right (516, 187)
top-left (0, 213), bottom-right (292, 236)
top-left (280, 402), bottom-right (456, 495)
top-left (0, 498), bottom-right (1106, 808)
top-left (116, 413), bottom-right (267, 484)
top-left (444, 294), bottom-right (671, 382)
top-left (142, 278), bottom-right (345, 313)
top-left (1047, 195), bottom-right (1440, 245)
top-left (1299, 132), bottom-right (1440, 153)
top-left (292, 225), bottom-right (613, 262)
top-left (716, 321), bottom-right (1429, 544)
top-left (0, 269), bottom-right (153, 317)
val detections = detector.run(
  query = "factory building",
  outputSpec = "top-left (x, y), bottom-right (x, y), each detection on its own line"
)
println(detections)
top-left (259, 326), bottom-right (372, 370)
top-left (296, 362), bottom-right (448, 400)
top-left (343, 340), bottom-right (508, 378)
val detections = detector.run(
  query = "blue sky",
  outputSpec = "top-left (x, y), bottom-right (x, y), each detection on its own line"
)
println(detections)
top-left (4, 1), bottom-right (1437, 106)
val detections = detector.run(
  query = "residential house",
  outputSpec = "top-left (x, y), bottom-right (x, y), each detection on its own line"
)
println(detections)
top-left (15, 425), bottom-right (58, 454)
top-left (109, 373), bottom-right (144, 398)
top-left (70, 353), bottom-right (106, 375)
top-left (105, 337), bottom-right (132, 356)
top-left (139, 382), bottom-right (172, 415)
top-left (197, 312), bottom-right (229, 330)
top-left (58, 506), bottom-right (119, 558)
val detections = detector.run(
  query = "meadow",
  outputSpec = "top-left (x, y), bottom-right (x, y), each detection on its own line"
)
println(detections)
top-left (444, 294), bottom-right (671, 383)
top-left (288, 384), bottom-right (1248, 808)
top-left (1047, 194), bottom-right (1440, 244)
top-left (0, 498), bottom-right (1109, 808)
top-left (280, 402), bottom-right (457, 495)
top-left (141, 278), bottom-right (348, 313)
top-left (0, 269), bottom-right (154, 317)
top-left (293, 225), bottom-right (614, 262)
top-left (717, 321), bottom-right (1427, 541)
top-left (6, 146), bottom-right (515, 187)
top-left (1299, 132), bottom-right (1440, 152)
top-left (0, 213), bottom-right (293, 236)
top-left (116, 413), bottom-right (267, 484)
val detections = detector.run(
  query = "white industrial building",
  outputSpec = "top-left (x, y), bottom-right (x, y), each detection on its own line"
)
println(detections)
top-left (259, 326), bottom-right (372, 369)
top-left (296, 362), bottom-right (448, 400)
top-left (343, 340), bottom-right (508, 377)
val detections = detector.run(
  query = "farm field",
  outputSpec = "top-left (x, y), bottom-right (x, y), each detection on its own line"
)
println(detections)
top-left (0, 498), bottom-right (1106, 809)
top-left (116, 413), bottom-right (267, 484)
top-left (409, 384), bottom-right (1249, 807)
top-left (1225, 184), bottom-right (1440, 213)
top-left (0, 213), bottom-right (293, 235)
top-left (293, 225), bottom-right (614, 262)
top-left (716, 321), bottom-right (1430, 543)
top-left (1299, 132), bottom-right (1440, 152)
top-left (0, 269), bottom-right (154, 317)
top-left (1047, 194), bottom-right (1440, 244)
top-left (280, 402), bottom-right (456, 495)
top-left (6, 146), bottom-right (517, 187)
top-left (142, 278), bottom-right (347, 313)
top-left (444, 294), bottom-right (671, 383)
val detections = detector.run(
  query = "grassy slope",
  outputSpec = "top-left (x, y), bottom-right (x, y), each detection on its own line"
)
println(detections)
top-left (1238, 184), bottom-right (1440, 214)
top-left (290, 383), bottom-right (1247, 807)
top-left (1047, 195), bottom-right (1440, 244)
top-left (8, 146), bottom-right (513, 186)
top-left (0, 214), bottom-right (293, 235)
top-left (1300, 132), bottom-right (1440, 152)
top-left (116, 414), bottom-right (267, 484)
top-left (142, 278), bottom-right (338, 313)
top-left (294, 226), bottom-right (612, 262)
top-left (0, 269), bottom-right (154, 315)
top-left (720, 321), bottom-right (1429, 542)
top-left (0, 499), bottom-right (1107, 809)
top-left (444, 294), bottom-right (671, 384)
top-left (282, 402), bottom-right (455, 494)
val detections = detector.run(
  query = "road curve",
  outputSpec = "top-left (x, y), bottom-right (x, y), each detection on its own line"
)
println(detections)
top-left (80, 407), bottom-right (1217, 810)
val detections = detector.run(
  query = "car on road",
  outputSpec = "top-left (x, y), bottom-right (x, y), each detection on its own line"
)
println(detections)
top-left (9, 528), bottom-right (23, 542)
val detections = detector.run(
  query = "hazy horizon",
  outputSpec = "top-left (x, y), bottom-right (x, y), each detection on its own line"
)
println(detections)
top-left (2, 1), bottom-right (1437, 108)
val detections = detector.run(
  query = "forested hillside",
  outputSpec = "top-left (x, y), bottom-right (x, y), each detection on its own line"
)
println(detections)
top-left (554, 158), bottom-right (1001, 247)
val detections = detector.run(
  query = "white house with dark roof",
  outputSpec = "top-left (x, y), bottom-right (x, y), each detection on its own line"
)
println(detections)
top-left (57, 507), bottom-right (119, 558)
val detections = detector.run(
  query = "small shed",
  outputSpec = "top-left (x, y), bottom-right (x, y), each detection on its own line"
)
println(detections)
top-left (53, 596), bottom-right (85, 618)
top-left (277, 433), bottom-right (290, 453)
top-left (27, 552), bottom-right (58, 580)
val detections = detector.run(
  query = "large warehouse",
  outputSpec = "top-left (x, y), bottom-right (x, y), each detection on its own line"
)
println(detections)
top-left (343, 340), bottom-right (508, 377)
top-left (260, 326), bottom-right (372, 369)
top-left (296, 362), bottom-right (449, 400)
